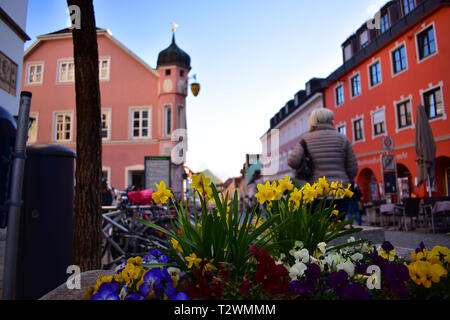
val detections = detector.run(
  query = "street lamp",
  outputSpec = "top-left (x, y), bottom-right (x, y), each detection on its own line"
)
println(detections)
top-left (189, 74), bottom-right (200, 97)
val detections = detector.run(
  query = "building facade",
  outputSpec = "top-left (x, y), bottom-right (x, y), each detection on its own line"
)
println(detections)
top-left (0, 0), bottom-right (29, 115)
top-left (22, 28), bottom-right (192, 195)
top-left (260, 78), bottom-right (326, 183)
top-left (324, 0), bottom-right (450, 200)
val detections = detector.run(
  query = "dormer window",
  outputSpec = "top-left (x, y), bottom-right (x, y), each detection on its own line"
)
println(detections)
top-left (380, 13), bottom-right (390, 33)
top-left (359, 30), bottom-right (369, 48)
top-left (403, 0), bottom-right (415, 15)
top-left (344, 44), bottom-right (352, 61)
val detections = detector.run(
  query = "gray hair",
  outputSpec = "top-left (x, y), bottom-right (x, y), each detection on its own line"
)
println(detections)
top-left (308, 108), bottom-right (334, 130)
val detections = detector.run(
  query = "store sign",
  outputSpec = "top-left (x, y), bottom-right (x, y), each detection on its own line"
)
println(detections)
top-left (381, 154), bottom-right (396, 172)
top-left (144, 156), bottom-right (171, 190)
top-left (382, 136), bottom-right (394, 151)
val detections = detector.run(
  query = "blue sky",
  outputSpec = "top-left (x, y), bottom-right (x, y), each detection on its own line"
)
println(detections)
top-left (24, 0), bottom-right (387, 182)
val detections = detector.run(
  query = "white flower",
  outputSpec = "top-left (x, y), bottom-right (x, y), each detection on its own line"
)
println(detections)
top-left (347, 236), bottom-right (356, 243)
top-left (293, 248), bottom-right (310, 263)
top-left (317, 242), bottom-right (327, 254)
top-left (350, 253), bottom-right (363, 262)
top-left (275, 253), bottom-right (286, 265)
top-left (167, 267), bottom-right (181, 281)
top-left (294, 241), bottom-right (304, 249)
top-left (289, 262), bottom-right (307, 280)
top-left (336, 260), bottom-right (355, 277)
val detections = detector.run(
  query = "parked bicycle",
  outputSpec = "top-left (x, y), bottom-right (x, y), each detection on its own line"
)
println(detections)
top-left (100, 188), bottom-right (176, 270)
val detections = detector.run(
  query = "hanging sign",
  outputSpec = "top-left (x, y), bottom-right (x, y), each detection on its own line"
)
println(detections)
top-left (382, 136), bottom-right (394, 151)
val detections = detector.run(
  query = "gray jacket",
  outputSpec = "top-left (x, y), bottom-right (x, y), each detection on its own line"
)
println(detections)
top-left (288, 123), bottom-right (358, 186)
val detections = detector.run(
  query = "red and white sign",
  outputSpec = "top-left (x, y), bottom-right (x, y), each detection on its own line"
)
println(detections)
top-left (382, 137), bottom-right (394, 151)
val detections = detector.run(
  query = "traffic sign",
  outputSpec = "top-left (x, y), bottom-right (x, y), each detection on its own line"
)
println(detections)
top-left (382, 136), bottom-right (394, 151)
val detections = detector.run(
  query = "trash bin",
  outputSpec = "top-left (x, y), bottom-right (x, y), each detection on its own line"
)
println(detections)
top-left (15, 144), bottom-right (76, 299)
top-left (0, 106), bottom-right (17, 228)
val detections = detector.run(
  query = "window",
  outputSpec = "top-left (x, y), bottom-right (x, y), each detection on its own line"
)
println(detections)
top-left (54, 112), bottom-right (73, 142)
top-left (403, 0), bottom-right (415, 15)
top-left (58, 60), bottom-right (75, 82)
top-left (350, 74), bottom-right (361, 97)
top-left (353, 118), bottom-right (364, 142)
top-left (335, 85), bottom-right (344, 106)
top-left (101, 110), bottom-right (111, 139)
top-left (369, 61), bottom-right (382, 87)
top-left (344, 44), bottom-right (352, 61)
top-left (131, 108), bottom-right (151, 138)
top-left (337, 125), bottom-right (346, 135)
top-left (99, 58), bottom-right (110, 80)
top-left (177, 105), bottom-right (186, 129)
top-left (396, 100), bottom-right (412, 129)
top-left (28, 112), bottom-right (38, 143)
top-left (372, 109), bottom-right (386, 137)
top-left (163, 105), bottom-right (172, 136)
top-left (417, 26), bottom-right (437, 61)
top-left (380, 13), bottom-right (389, 33)
top-left (359, 30), bottom-right (369, 48)
top-left (165, 69), bottom-right (171, 76)
top-left (392, 45), bottom-right (407, 74)
top-left (180, 70), bottom-right (184, 77)
top-left (26, 63), bottom-right (44, 85)
top-left (423, 87), bottom-right (443, 119)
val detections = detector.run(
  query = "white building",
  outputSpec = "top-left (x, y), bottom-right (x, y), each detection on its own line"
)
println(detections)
top-left (261, 78), bottom-right (326, 182)
top-left (0, 0), bottom-right (29, 115)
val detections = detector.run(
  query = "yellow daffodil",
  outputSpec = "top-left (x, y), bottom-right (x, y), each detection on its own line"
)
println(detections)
top-left (171, 238), bottom-right (183, 253)
top-left (152, 181), bottom-right (173, 205)
top-left (316, 177), bottom-right (330, 193)
top-left (289, 187), bottom-right (303, 210)
top-left (331, 209), bottom-right (339, 216)
top-left (255, 181), bottom-right (275, 205)
top-left (301, 183), bottom-right (318, 203)
top-left (190, 173), bottom-right (211, 193)
top-left (185, 253), bottom-right (202, 269)
top-left (277, 174), bottom-right (294, 193)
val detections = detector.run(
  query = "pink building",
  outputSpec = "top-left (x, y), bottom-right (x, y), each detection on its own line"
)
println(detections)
top-left (21, 28), bottom-right (191, 195)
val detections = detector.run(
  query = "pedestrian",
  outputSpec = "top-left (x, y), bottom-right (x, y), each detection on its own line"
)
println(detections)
top-left (101, 178), bottom-right (114, 206)
top-left (288, 108), bottom-right (359, 214)
top-left (347, 183), bottom-right (362, 226)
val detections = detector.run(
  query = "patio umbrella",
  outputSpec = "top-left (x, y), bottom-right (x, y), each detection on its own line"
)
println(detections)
top-left (415, 104), bottom-right (436, 197)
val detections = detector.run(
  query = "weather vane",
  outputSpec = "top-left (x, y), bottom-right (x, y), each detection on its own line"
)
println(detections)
top-left (172, 22), bottom-right (179, 33)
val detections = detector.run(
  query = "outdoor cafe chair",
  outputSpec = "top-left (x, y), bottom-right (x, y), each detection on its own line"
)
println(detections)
top-left (420, 197), bottom-right (441, 230)
top-left (430, 200), bottom-right (450, 234)
top-left (393, 198), bottom-right (421, 231)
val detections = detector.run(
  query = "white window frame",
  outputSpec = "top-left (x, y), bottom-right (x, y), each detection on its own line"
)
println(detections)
top-left (129, 106), bottom-right (152, 139)
top-left (390, 41), bottom-right (409, 78)
top-left (393, 95), bottom-right (415, 133)
top-left (370, 106), bottom-right (387, 140)
top-left (163, 104), bottom-right (172, 137)
top-left (177, 105), bottom-right (186, 129)
top-left (415, 22), bottom-right (438, 64)
top-left (349, 72), bottom-right (362, 100)
top-left (27, 111), bottom-right (39, 143)
top-left (359, 30), bottom-right (369, 48)
top-left (101, 108), bottom-right (112, 141)
top-left (99, 57), bottom-right (111, 81)
top-left (53, 110), bottom-right (74, 142)
top-left (351, 114), bottom-right (365, 144)
top-left (420, 81), bottom-right (446, 123)
top-left (336, 121), bottom-right (347, 136)
top-left (25, 62), bottom-right (44, 85)
top-left (102, 166), bottom-right (112, 186)
top-left (334, 82), bottom-right (345, 107)
top-left (57, 58), bottom-right (75, 83)
top-left (367, 58), bottom-right (383, 90)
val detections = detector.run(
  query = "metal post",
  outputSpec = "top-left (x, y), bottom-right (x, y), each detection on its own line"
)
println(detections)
top-left (2, 91), bottom-right (32, 300)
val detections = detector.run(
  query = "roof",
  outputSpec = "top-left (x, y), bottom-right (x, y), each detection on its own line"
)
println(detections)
top-left (198, 169), bottom-right (223, 185)
top-left (23, 27), bottom-right (160, 78)
top-left (157, 34), bottom-right (191, 70)
top-left (246, 160), bottom-right (262, 186)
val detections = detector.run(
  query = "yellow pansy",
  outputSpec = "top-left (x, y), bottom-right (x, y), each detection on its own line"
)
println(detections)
top-left (152, 181), bottom-right (173, 205)
top-left (380, 249), bottom-right (396, 261)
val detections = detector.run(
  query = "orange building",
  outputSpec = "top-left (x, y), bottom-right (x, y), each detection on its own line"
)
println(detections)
top-left (21, 28), bottom-right (192, 196)
top-left (324, 0), bottom-right (450, 201)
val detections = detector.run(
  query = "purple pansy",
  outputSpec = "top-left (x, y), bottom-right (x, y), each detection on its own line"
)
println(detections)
top-left (383, 263), bottom-right (409, 299)
top-left (169, 291), bottom-right (190, 300)
top-left (344, 283), bottom-right (371, 300)
top-left (91, 283), bottom-right (120, 300)
top-left (328, 270), bottom-right (349, 297)
top-left (415, 241), bottom-right (426, 254)
top-left (124, 293), bottom-right (146, 300)
top-left (381, 241), bottom-right (394, 252)
top-left (289, 263), bottom-right (321, 295)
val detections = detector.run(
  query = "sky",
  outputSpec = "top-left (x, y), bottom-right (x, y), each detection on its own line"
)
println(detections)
top-left (24, 0), bottom-right (388, 182)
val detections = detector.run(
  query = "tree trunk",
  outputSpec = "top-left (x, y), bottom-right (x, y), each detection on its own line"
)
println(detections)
top-left (67, 0), bottom-right (102, 271)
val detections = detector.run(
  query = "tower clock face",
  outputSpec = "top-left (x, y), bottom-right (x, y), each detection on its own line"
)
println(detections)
top-left (163, 79), bottom-right (173, 92)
